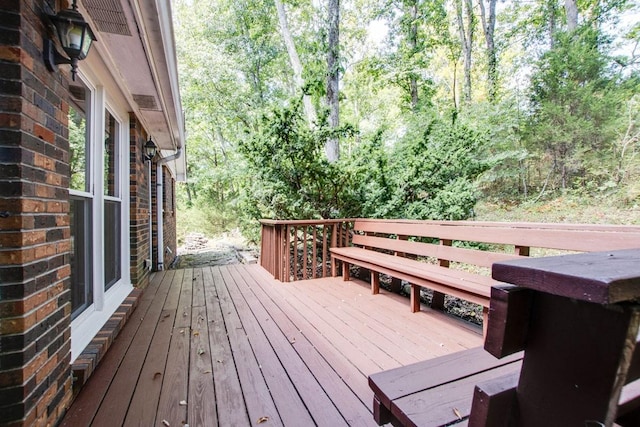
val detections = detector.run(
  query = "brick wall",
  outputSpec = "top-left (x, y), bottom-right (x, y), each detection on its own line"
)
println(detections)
top-left (0, 1), bottom-right (73, 426)
top-left (128, 114), bottom-right (152, 287)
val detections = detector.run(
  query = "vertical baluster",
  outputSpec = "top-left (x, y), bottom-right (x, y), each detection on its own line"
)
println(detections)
top-left (331, 224), bottom-right (338, 276)
top-left (303, 226), bottom-right (308, 280)
top-left (312, 226), bottom-right (318, 279)
top-left (292, 226), bottom-right (298, 281)
top-left (322, 224), bottom-right (328, 278)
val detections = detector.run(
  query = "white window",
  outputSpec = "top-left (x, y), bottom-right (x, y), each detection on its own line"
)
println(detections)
top-left (68, 75), bottom-right (132, 361)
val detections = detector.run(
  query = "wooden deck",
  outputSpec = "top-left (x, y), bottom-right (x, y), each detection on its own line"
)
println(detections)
top-left (61, 264), bottom-right (482, 427)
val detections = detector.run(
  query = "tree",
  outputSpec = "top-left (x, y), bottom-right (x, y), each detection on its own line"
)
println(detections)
top-left (525, 27), bottom-right (620, 191)
top-left (565, 0), bottom-right (578, 31)
top-left (274, 0), bottom-right (317, 125)
top-left (455, 0), bottom-right (475, 103)
top-left (478, 0), bottom-right (497, 101)
top-left (326, 0), bottom-right (341, 162)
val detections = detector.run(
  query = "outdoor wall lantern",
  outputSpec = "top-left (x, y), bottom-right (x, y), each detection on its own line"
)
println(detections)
top-left (44, 0), bottom-right (97, 81)
top-left (144, 138), bottom-right (158, 161)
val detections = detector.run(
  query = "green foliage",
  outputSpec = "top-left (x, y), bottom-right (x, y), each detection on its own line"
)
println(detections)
top-left (525, 26), bottom-right (624, 190)
top-left (173, 0), bottom-right (640, 244)
top-left (68, 108), bottom-right (86, 192)
top-left (238, 101), bottom-right (355, 222)
top-left (377, 115), bottom-right (491, 219)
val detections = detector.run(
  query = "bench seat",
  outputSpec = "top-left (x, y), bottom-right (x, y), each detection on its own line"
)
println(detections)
top-left (368, 347), bottom-right (523, 426)
top-left (331, 246), bottom-right (494, 308)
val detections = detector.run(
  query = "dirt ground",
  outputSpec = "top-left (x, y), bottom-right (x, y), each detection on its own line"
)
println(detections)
top-left (173, 231), bottom-right (258, 269)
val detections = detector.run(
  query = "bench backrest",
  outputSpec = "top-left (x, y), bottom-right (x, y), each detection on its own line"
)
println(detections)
top-left (351, 219), bottom-right (640, 268)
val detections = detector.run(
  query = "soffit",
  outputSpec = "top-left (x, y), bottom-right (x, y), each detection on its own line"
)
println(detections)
top-left (78, 0), bottom-right (186, 180)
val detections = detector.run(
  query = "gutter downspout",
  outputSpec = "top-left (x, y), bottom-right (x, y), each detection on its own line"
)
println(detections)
top-left (156, 146), bottom-right (182, 271)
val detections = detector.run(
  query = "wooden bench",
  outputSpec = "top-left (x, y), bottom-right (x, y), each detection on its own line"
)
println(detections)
top-left (330, 219), bottom-right (640, 325)
top-left (369, 249), bottom-right (640, 426)
top-left (369, 347), bottom-right (523, 426)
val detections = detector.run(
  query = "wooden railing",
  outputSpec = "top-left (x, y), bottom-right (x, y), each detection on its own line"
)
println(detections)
top-left (259, 219), bottom-right (353, 282)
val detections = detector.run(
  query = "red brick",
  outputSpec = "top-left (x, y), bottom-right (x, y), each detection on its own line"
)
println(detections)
top-left (56, 240), bottom-right (70, 254)
top-left (0, 247), bottom-right (35, 265)
top-left (56, 265), bottom-right (71, 281)
top-left (32, 123), bottom-right (54, 143)
top-left (0, 112), bottom-right (21, 128)
top-left (0, 46), bottom-right (21, 62)
top-left (0, 311), bottom-right (37, 334)
top-left (36, 299), bottom-right (57, 322)
top-left (33, 243), bottom-right (56, 259)
top-left (35, 354), bottom-right (58, 384)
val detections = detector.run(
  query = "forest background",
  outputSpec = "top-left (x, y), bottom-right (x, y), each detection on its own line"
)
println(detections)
top-left (173, 0), bottom-right (640, 244)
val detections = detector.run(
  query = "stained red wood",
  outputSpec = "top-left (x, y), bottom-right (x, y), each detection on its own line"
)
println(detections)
top-left (391, 359), bottom-right (521, 427)
top-left (352, 234), bottom-right (521, 268)
top-left (484, 285), bottom-right (532, 358)
top-left (493, 249), bottom-right (640, 304)
top-left (368, 347), bottom-right (521, 408)
top-left (59, 271), bottom-right (166, 427)
top-left (203, 267), bottom-right (251, 426)
top-left (64, 265), bottom-right (482, 426)
top-left (232, 265), bottom-right (375, 426)
top-left (468, 371), bottom-right (518, 427)
top-left (354, 219), bottom-right (640, 253)
top-left (89, 270), bottom-right (177, 427)
top-left (187, 262), bottom-right (215, 426)
top-left (123, 269), bottom-right (185, 426)
top-left (331, 247), bottom-right (492, 307)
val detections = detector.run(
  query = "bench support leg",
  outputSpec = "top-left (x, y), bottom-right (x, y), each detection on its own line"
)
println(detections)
top-left (373, 395), bottom-right (394, 426)
top-left (410, 284), bottom-right (420, 313)
top-left (371, 271), bottom-right (380, 295)
top-left (390, 277), bottom-right (402, 294)
top-left (431, 291), bottom-right (445, 311)
top-left (342, 262), bottom-right (350, 281)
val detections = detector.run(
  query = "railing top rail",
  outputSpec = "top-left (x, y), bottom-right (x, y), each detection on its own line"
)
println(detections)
top-left (352, 218), bottom-right (640, 233)
top-left (259, 218), bottom-right (357, 226)
top-left (261, 217), bottom-right (640, 232)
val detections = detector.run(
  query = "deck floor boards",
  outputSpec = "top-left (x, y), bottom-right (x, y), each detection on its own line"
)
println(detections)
top-left (62, 264), bottom-right (482, 426)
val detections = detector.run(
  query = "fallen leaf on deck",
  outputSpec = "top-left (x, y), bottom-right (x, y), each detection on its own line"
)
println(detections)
top-left (180, 329), bottom-right (185, 334)
top-left (256, 416), bottom-right (269, 424)
top-left (198, 348), bottom-right (205, 355)
top-left (179, 400), bottom-right (187, 406)
top-left (193, 330), bottom-right (200, 336)
top-left (289, 337), bottom-right (296, 344)
top-left (163, 313), bottom-right (170, 318)
top-left (162, 420), bottom-right (170, 426)
top-left (217, 359), bottom-right (224, 363)
top-left (153, 372), bottom-right (162, 380)
top-left (453, 408), bottom-right (462, 420)
top-left (203, 369), bottom-right (212, 374)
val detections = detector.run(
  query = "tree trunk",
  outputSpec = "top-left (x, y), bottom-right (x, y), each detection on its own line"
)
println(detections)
top-left (408, 1), bottom-right (419, 110)
top-left (274, 0), bottom-right (317, 125)
top-left (456, 0), bottom-right (474, 103)
top-left (565, 0), bottom-right (578, 31)
top-left (548, 0), bottom-right (557, 48)
top-left (478, 0), bottom-right (497, 101)
top-left (326, 0), bottom-right (340, 162)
